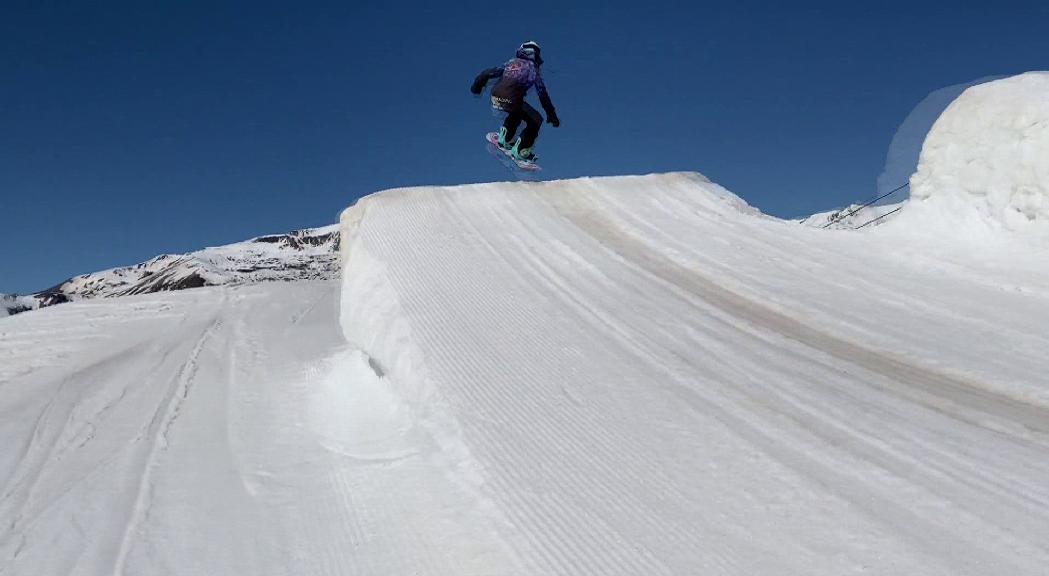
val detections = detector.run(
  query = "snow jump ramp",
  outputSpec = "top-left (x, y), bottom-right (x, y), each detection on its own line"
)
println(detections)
top-left (337, 172), bottom-right (1049, 575)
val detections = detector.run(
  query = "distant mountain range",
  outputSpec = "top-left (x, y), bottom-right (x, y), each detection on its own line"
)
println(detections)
top-left (2, 225), bottom-right (339, 317)
top-left (2, 199), bottom-right (908, 319)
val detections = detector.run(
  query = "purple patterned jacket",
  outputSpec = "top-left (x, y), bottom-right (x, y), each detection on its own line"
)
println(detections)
top-left (471, 56), bottom-right (557, 120)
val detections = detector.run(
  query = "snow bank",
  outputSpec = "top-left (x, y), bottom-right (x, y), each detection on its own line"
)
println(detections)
top-left (905, 72), bottom-right (1049, 242)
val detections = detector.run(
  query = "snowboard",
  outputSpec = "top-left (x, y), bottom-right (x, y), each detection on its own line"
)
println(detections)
top-left (485, 132), bottom-right (541, 172)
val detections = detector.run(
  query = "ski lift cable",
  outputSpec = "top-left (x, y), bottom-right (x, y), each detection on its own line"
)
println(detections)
top-left (821, 182), bottom-right (910, 229)
top-left (854, 205), bottom-right (906, 229)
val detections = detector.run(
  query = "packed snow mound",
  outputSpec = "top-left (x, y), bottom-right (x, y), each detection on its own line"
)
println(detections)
top-left (908, 72), bottom-right (1049, 240)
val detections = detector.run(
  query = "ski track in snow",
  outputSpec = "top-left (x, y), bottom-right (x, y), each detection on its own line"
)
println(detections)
top-left (3, 173), bottom-right (1049, 574)
top-left (112, 303), bottom-right (224, 576)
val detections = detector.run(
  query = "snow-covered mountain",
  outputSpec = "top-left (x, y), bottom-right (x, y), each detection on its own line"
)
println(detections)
top-left (798, 200), bottom-right (905, 229)
top-left (0, 195), bottom-right (916, 320)
top-left (1, 225), bottom-right (339, 316)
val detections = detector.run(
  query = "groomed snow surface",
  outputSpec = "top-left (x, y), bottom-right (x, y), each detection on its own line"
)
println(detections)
top-left (4, 73), bottom-right (1049, 575)
top-left (4, 172), bottom-right (1049, 575)
top-left (333, 173), bottom-right (1049, 575)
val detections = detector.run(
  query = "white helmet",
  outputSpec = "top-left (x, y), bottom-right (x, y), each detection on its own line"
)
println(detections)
top-left (516, 41), bottom-right (542, 64)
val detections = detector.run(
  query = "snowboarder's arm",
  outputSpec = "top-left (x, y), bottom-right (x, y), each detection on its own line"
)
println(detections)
top-left (535, 74), bottom-right (559, 127)
top-left (471, 66), bottom-right (503, 94)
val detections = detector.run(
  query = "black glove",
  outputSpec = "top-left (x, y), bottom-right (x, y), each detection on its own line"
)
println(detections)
top-left (547, 111), bottom-right (560, 127)
top-left (470, 80), bottom-right (485, 95)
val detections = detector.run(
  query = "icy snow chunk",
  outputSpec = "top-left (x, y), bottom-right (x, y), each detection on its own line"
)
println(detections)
top-left (909, 72), bottom-right (1049, 240)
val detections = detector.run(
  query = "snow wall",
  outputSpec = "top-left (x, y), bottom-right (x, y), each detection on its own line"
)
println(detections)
top-left (905, 72), bottom-right (1049, 242)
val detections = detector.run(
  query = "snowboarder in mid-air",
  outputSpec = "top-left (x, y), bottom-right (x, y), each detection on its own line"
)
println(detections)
top-left (472, 41), bottom-right (560, 169)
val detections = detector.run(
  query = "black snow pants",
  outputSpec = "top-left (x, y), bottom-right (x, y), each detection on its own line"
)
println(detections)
top-left (502, 101), bottom-right (543, 149)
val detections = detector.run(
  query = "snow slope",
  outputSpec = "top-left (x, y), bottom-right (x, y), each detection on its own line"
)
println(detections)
top-left (339, 172), bottom-right (1049, 575)
top-left (0, 282), bottom-right (366, 575)
top-left (4, 170), bottom-right (1049, 575)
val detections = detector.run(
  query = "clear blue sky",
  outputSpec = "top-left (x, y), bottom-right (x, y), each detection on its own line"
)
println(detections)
top-left (3, 0), bottom-right (1048, 293)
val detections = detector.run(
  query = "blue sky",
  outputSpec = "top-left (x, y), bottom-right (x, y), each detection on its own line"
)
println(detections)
top-left (3, 0), bottom-right (1048, 293)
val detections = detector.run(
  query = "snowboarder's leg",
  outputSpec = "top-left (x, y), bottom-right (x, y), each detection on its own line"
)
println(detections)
top-left (512, 103), bottom-right (543, 162)
top-left (518, 102), bottom-right (543, 148)
top-left (502, 107), bottom-right (524, 145)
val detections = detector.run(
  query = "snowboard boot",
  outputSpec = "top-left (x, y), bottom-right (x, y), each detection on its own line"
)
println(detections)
top-left (510, 140), bottom-right (538, 163)
top-left (497, 127), bottom-right (517, 151)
